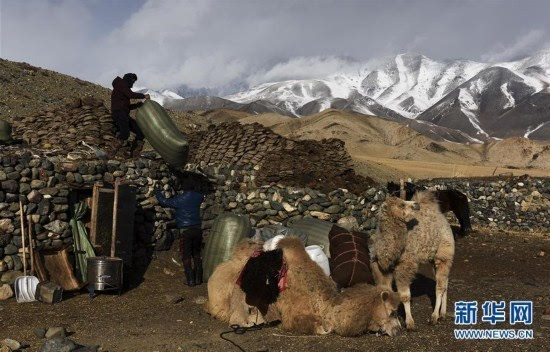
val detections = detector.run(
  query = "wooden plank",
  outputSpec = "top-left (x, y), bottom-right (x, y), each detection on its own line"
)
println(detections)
top-left (41, 246), bottom-right (84, 291)
top-left (89, 184), bottom-right (100, 244)
top-left (111, 180), bottom-right (136, 266)
top-left (90, 184), bottom-right (115, 256)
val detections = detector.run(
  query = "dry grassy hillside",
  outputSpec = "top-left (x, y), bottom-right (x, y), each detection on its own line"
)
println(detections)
top-left (0, 59), bottom-right (216, 136)
top-left (240, 109), bottom-right (550, 181)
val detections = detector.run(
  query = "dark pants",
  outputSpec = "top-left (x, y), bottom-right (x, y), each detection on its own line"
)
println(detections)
top-left (112, 110), bottom-right (144, 141)
top-left (179, 225), bottom-right (203, 265)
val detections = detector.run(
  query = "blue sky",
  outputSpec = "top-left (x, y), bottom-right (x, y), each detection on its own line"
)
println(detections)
top-left (1, 0), bottom-right (550, 92)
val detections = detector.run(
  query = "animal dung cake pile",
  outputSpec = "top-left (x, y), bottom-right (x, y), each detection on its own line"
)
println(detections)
top-left (10, 97), bottom-right (123, 158)
top-left (187, 122), bottom-right (374, 193)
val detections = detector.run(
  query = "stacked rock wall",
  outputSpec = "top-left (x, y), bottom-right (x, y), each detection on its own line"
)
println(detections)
top-left (0, 151), bottom-right (182, 275)
top-left (1, 155), bottom-right (548, 277)
top-left (10, 97), bottom-right (124, 158)
top-left (187, 122), bottom-right (374, 193)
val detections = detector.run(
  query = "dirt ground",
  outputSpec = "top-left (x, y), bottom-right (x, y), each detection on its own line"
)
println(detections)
top-left (1, 229), bottom-right (549, 352)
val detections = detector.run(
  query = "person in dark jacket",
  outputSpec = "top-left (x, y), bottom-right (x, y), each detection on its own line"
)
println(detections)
top-left (111, 73), bottom-right (150, 157)
top-left (156, 189), bottom-right (205, 286)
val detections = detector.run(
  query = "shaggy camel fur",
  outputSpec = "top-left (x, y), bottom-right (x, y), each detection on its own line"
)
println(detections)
top-left (274, 237), bottom-right (402, 336)
top-left (206, 238), bottom-right (270, 327)
top-left (207, 237), bottom-right (402, 337)
top-left (387, 181), bottom-right (472, 236)
top-left (370, 192), bottom-right (455, 330)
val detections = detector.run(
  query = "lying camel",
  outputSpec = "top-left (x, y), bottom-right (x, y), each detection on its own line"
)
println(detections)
top-left (370, 193), bottom-right (455, 330)
top-left (205, 238), bottom-right (269, 327)
top-left (206, 237), bottom-right (402, 337)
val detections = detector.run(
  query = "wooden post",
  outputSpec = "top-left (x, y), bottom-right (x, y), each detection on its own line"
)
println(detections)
top-left (399, 179), bottom-right (406, 200)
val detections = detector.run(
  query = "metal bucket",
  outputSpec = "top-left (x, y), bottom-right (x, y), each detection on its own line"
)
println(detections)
top-left (86, 257), bottom-right (123, 292)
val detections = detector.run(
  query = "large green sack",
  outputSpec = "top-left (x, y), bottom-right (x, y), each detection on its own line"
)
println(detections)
top-left (259, 224), bottom-right (308, 244)
top-left (135, 100), bottom-right (189, 167)
top-left (287, 217), bottom-right (334, 257)
top-left (203, 213), bottom-right (252, 281)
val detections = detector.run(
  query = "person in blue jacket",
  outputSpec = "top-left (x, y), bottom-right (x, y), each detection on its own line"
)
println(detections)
top-left (156, 187), bottom-right (205, 286)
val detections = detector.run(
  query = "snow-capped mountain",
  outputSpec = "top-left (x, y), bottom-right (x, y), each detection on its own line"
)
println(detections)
top-left (134, 87), bottom-right (183, 105)
top-left (224, 50), bottom-right (550, 141)
top-left (147, 51), bottom-right (550, 142)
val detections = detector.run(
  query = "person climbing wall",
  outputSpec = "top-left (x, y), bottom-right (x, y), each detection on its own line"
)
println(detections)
top-left (111, 73), bottom-right (150, 157)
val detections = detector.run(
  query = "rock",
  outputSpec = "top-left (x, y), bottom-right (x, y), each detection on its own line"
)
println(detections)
top-left (34, 327), bottom-right (47, 338)
top-left (0, 218), bottom-right (13, 233)
top-left (28, 190), bottom-right (43, 203)
top-left (44, 220), bottom-right (69, 234)
top-left (39, 337), bottom-right (76, 352)
top-left (1, 180), bottom-right (18, 193)
top-left (1, 271), bottom-right (23, 285)
top-left (309, 211), bottom-right (331, 220)
top-left (45, 326), bottom-right (67, 340)
top-left (0, 284), bottom-right (14, 300)
top-left (4, 244), bottom-right (17, 255)
top-left (31, 180), bottom-right (46, 189)
top-left (325, 204), bottom-right (342, 214)
top-left (2, 339), bottom-right (20, 351)
top-left (0, 346), bottom-right (11, 352)
top-left (307, 204), bottom-right (323, 212)
top-left (164, 294), bottom-right (184, 304)
top-left (0, 261), bottom-right (7, 272)
top-left (194, 296), bottom-right (208, 305)
top-left (282, 202), bottom-right (297, 212)
top-left (538, 251), bottom-right (545, 257)
top-left (337, 216), bottom-right (359, 231)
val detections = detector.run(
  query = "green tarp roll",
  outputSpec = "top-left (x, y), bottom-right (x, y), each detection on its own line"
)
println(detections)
top-left (203, 213), bottom-right (252, 281)
top-left (135, 100), bottom-right (189, 168)
top-left (70, 201), bottom-right (96, 282)
top-left (287, 217), bottom-right (334, 257)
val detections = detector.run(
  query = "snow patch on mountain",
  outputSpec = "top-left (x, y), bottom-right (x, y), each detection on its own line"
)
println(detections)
top-left (524, 122), bottom-right (548, 138)
top-left (458, 88), bottom-right (489, 138)
top-left (500, 83), bottom-right (515, 109)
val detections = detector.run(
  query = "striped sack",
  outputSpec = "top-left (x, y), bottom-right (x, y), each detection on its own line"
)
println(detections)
top-left (329, 225), bottom-right (374, 288)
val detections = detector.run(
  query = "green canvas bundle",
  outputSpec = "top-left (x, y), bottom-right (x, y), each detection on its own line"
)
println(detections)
top-left (135, 100), bottom-right (189, 167)
top-left (203, 213), bottom-right (252, 281)
top-left (287, 217), bottom-right (334, 257)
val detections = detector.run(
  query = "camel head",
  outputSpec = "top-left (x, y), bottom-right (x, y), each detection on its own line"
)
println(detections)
top-left (368, 289), bottom-right (402, 337)
top-left (381, 197), bottom-right (420, 223)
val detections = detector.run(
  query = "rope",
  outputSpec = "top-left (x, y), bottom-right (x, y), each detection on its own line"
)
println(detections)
top-left (219, 322), bottom-right (277, 352)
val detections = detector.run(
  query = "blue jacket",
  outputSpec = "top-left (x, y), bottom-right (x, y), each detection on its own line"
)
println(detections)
top-left (156, 191), bottom-right (204, 228)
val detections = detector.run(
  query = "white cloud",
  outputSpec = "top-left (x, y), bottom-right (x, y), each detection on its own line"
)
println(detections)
top-left (246, 56), bottom-right (363, 86)
top-left (2, 0), bottom-right (550, 92)
top-left (481, 30), bottom-right (547, 62)
top-left (1, 0), bottom-right (93, 71)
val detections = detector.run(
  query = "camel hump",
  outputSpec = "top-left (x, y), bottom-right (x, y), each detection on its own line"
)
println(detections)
top-left (412, 190), bottom-right (437, 206)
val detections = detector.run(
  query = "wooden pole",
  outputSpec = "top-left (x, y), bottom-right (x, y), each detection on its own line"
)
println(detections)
top-left (28, 216), bottom-right (35, 276)
top-left (19, 201), bottom-right (27, 276)
top-left (399, 179), bottom-right (406, 200)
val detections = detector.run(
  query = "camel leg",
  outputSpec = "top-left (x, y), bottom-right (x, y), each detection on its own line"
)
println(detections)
top-left (431, 257), bottom-right (451, 324)
top-left (441, 283), bottom-right (448, 319)
top-left (394, 263), bottom-right (417, 330)
top-left (396, 280), bottom-right (415, 330)
top-left (371, 260), bottom-right (393, 289)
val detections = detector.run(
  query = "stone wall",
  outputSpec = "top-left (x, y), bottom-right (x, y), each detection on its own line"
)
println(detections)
top-left (198, 166), bottom-right (549, 234)
top-left (0, 151), bottom-right (182, 275)
top-left (0, 152), bottom-right (548, 278)
top-left (187, 122), bottom-right (375, 193)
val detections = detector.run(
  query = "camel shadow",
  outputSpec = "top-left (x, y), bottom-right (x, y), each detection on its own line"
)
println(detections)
top-left (396, 263), bottom-right (437, 318)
